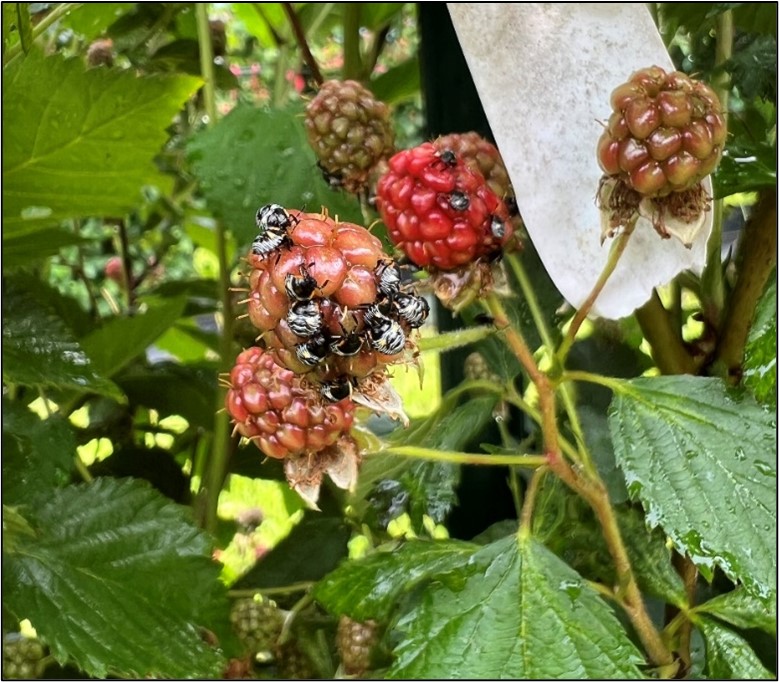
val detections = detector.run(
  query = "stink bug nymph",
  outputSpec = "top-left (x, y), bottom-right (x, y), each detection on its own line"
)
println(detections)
top-left (490, 215), bottom-right (506, 240)
top-left (330, 330), bottom-right (363, 357)
top-left (394, 293), bottom-right (430, 329)
top-left (366, 311), bottom-right (406, 356)
top-left (285, 264), bottom-right (319, 301)
top-left (375, 259), bottom-right (402, 298)
top-left (448, 190), bottom-right (470, 211)
top-left (286, 300), bottom-right (323, 338)
top-left (321, 376), bottom-right (353, 402)
top-left (252, 204), bottom-right (293, 256)
top-left (295, 333), bottom-right (329, 366)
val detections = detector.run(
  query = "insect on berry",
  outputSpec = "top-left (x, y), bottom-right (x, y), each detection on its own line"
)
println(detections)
top-left (285, 264), bottom-right (319, 302)
top-left (490, 215), bottom-right (506, 240)
top-left (295, 333), bottom-right (330, 366)
top-left (448, 191), bottom-right (470, 211)
top-left (393, 293), bottom-right (430, 329)
top-left (365, 307), bottom-right (406, 355)
top-left (437, 149), bottom-right (457, 167)
top-left (375, 259), bottom-right (402, 298)
top-left (321, 376), bottom-right (354, 402)
top-left (329, 330), bottom-right (364, 357)
top-left (252, 204), bottom-right (295, 256)
top-left (286, 299), bottom-right (323, 338)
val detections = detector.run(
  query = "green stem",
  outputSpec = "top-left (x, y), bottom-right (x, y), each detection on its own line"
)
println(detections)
top-left (715, 190), bottom-right (777, 376)
top-left (635, 291), bottom-right (697, 374)
top-left (562, 369), bottom-right (626, 393)
top-left (381, 445), bottom-right (547, 468)
top-left (508, 253), bottom-right (594, 473)
top-left (196, 3), bottom-right (234, 533)
top-left (417, 324), bottom-right (495, 352)
top-left (342, 3), bottom-right (362, 80)
top-left (195, 4), bottom-right (217, 124)
top-left (557, 228), bottom-right (633, 363)
top-left (518, 466), bottom-right (547, 537)
top-left (272, 44), bottom-right (290, 107)
top-left (4, 2), bottom-right (82, 65)
top-left (116, 219), bottom-right (135, 311)
top-left (701, 9), bottom-right (733, 326)
top-left (228, 582), bottom-right (314, 598)
top-left (282, 2), bottom-right (324, 86)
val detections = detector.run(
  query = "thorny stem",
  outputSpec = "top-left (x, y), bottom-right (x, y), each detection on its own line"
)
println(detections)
top-left (635, 291), bottom-right (697, 374)
top-left (714, 189), bottom-right (777, 377)
top-left (363, 24), bottom-right (390, 78)
top-left (508, 254), bottom-right (594, 473)
top-left (701, 9), bottom-right (734, 326)
top-left (116, 219), bottom-right (135, 311)
top-left (546, 450), bottom-right (674, 670)
top-left (382, 446), bottom-right (547, 468)
top-left (486, 293), bottom-right (673, 670)
top-left (518, 466), bottom-right (547, 536)
top-left (71, 220), bottom-right (98, 318)
top-left (282, 2), bottom-right (324, 86)
top-left (4, 3), bottom-right (82, 65)
top-left (673, 553), bottom-right (698, 670)
top-left (196, 4), bottom-right (235, 533)
top-left (557, 227), bottom-right (633, 364)
top-left (228, 582), bottom-right (315, 599)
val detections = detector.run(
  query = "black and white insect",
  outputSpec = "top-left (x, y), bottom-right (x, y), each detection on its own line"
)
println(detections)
top-left (489, 214), bottom-right (506, 240)
top-left (375, 259), bottom-right (402, 298)
top-left (251, 204), bottom-right (294, 256)
top-left (437, 149), bottom-right (457, 167)
top-left (364, 305), bottom-right (406, 355)
top-left (317, 161), bottom-right (343, 189)
top-left (329, 329), bottom-right (363, 357)
top-left (285, 264), bottom-right (319, 301)
top-left (320, 376), bottom-right (354, 402)
top-left (393, 293), bottom-right (430, 329)
top-left (286, 300), bottom-right (323, 338)
top-left (448, 190), bottom-right (470, 211)
top-left (294, 333), bottom-right (329, 366)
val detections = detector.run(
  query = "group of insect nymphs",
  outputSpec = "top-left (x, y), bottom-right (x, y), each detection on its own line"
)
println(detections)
top-left (250, 204), bottom-right (429, 403)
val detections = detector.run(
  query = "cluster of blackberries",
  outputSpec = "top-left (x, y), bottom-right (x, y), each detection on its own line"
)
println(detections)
top-left (245, 205), bottom-right (429, 404)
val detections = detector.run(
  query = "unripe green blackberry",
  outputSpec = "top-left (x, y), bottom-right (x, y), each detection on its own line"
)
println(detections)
top-left (464, 352), bottom-right (501, 384)
top-left (597, 66), bottom-right (725, 198)
top-left (274, 639), bottom-right (317, 680)
top-left (3, 633), bottom-right (45, 679)
top-left (336, 616), bottom-right (380, 676)
top-left (230, 596), bottom-right (285, 660)
top-left (305, 80), bottom-right (395, 194)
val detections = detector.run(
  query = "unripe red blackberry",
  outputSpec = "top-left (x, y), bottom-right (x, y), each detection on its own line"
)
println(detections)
top-left (244, 209), bottom-right (424, 388)
top-left (336, 616), bottom-right (380, 676)
top-left (230, 596), bottom-right (285, 660)
top-left (274, 640), bottom-right (316, 680)
top-left (433, 132), bottom-right (514, 204)
top-left (597, 66), bottom-right (725, 198)
top-left (225, 347), bottom-right (355, 460)
top-left (305, 80), bottom-right (395, 194)
top-left (376, 142), bottom-right (513, 271)
top-left (3, 633), bottom-right (45, 680)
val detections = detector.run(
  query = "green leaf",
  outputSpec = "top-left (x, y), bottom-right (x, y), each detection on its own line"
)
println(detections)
top-left (723, 33), bottom-right (777, 102)
top-left (714, 141), bottom-right (776, 197)
top-left (314, 540), bottom-right (476, 621)
top-left (2, 226), bottom-right (89, 270)
top-left (697, 588), bottom-right (776, 636)
top-left (369, 57), bottom-right (421, 105)
top-left (388, 536), bottom-right (645, 679)
top-left (187, 105), bottom-right (364, 246)
top-left (235, 516), bottom-right (351, 590)
top-left (3, 478), bottom-right (227, 678)
top-left (79, 296), bottom-right (187, 377)
top-left (231, 3), bottom-right (285, 48)
top-left (2, 277), bottom-right (123, 401)
top-left (2, 399), bottom-right (75, 505)
top-left (534, 478), bottom-right (686, 607)
top-left (61, 3), bottom-right (135, 40)
top-left (2, 51), bottom-right (201, 233)
top-left (609, 376), bottom-right (777, 599)
top-left (743, 275), bottom-right (776, 408)
top-left (118, 361), bottom-right (217, 428)
top-left (698, 616), bottom-right (774, 679)
top-left (360, 3), bottom-right (406, 30)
